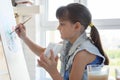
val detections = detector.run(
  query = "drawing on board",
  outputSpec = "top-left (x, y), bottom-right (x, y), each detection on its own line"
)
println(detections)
top-left (3, 23), bottom-right (18, 53)
top-left (0, 2), bottom-right (18, 54)
top-left (0, 0), bottom-right (30, 80)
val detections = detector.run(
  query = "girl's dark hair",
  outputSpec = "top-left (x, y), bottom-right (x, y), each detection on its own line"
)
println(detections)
top-left (90, 25), bottom-right (109, 65)
top-left (56, 3), bottom-right (109, 65)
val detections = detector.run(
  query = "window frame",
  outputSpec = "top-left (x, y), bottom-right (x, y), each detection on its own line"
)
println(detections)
top-left (80, 0), bottom-right (120, 29)
top-left (35, 0), bottom-right (120, 80)
top-left (39, 0), bottom-right (80, 29)
top-left (40, 0), bottom-right (120, 30)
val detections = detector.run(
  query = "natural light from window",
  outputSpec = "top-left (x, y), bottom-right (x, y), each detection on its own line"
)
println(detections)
top-left (87, 0), bottom-right (120, 19)
top-left (38, 0), bottom-right (120, 80)
top-left (48, 0), bottom-right (74, 21)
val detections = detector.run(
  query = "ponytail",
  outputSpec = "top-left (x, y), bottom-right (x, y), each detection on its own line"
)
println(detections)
top-left (56, 3), bottom-right (109, 65)
top-left (89, 24), bottom-right (109, 65)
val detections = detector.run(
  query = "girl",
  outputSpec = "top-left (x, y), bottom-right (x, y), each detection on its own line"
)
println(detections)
top-left (16, 3), bottom-right (109, 80)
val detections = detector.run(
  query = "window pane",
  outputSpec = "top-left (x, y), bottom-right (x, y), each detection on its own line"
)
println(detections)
top-left (46, 30), bottom-right (62, 45)
top-left (48, 0), bottom-right (74, 21)
top-left (87, 0), bottom-right (120, 19)
top-left (99, 29), bottom-right (120, 66)
top-left (99, 29), bottom-right (120, 79)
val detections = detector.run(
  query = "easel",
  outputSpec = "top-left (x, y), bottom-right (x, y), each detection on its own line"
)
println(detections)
top-left (0, 0), bottom-right (39, 79)
top-left (0, 0), bottom-right (39, 80)
top-left (0, 36), bottom-right (10, 80)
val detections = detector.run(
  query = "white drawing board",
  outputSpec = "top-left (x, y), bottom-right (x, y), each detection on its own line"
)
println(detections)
top-left (0, 0), bottom-right (30, 80)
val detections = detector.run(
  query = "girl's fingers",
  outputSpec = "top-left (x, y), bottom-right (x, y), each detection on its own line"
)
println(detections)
top-left (37, 59), bottom-right (47, 69)
top-left (15, 23), bottom-right (25, 31)
top-left (49, 49), bottom-right (55, 60)
top-left (55, 56), bottom-right (59, 62)
top-left (49, 50), bottom-right (59, 63)
top-left (40, 53), bottom-right (50, 65)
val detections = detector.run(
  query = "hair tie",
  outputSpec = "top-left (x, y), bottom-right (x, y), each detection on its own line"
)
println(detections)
top-left (89, 23), bottom-right (94, 27)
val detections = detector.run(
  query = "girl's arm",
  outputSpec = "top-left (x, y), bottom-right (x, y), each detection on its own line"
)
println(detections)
top-left (22, 37), bottom-right (45, 56)
top-left (15, 23), bottom-right (45, 56)
top-left (69, 50), bottom-right (96, 80)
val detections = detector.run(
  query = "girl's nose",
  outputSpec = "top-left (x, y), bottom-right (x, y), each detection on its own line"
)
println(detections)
top-left (57, 25), bottom-right (60, 30)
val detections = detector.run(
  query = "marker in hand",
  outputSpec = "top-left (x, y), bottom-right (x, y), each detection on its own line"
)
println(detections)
top-left (10, 17), bottom-right (32, 34)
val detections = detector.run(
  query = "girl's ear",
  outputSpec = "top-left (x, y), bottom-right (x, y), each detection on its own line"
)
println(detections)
top-left (74, 22), bottom-right (85, 33)
top-left (74, 22), bottom-right (81, 30)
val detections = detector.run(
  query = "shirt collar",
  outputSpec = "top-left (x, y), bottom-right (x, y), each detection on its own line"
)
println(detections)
top-left (68, 32), bottom-right (88, 56)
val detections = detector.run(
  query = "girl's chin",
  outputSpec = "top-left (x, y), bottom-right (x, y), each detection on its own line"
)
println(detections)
top-left (61, 37), bottom-right (64, 39)
top-left (61, 36), bottom-right (64, 39)
top-left (61, 36), bottom-right (67, 40)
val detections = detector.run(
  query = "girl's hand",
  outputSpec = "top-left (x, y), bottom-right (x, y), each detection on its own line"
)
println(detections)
top-left (37, 49), bottom-right (59, 75)
top-left (15, 23), bottom-right (27, 40)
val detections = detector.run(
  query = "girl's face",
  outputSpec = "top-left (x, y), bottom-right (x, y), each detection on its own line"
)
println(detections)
top-left (57, 19), bottom-right (82, 43)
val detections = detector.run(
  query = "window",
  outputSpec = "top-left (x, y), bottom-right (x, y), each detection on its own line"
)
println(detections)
top-left (46, 30), bottom-right (62, 45)
top-left (84, 0), bottom-right (120, 70)
top-left (87, 0), bottom-right (120, 19)
top-left (99, 29), bottom-right (120, 79)
top-left (48, 0), bottom-right (74, 21)
top-left (36, 0), bottom-right (120, 80)
top-left (40, 0), bottom-right (75, 28)
top-left (83, 0), bottom-right (120, 29)
top-left (99, 29), bottom-right (120, 66)
top-left (82, 0), bottom-right (120, 79)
